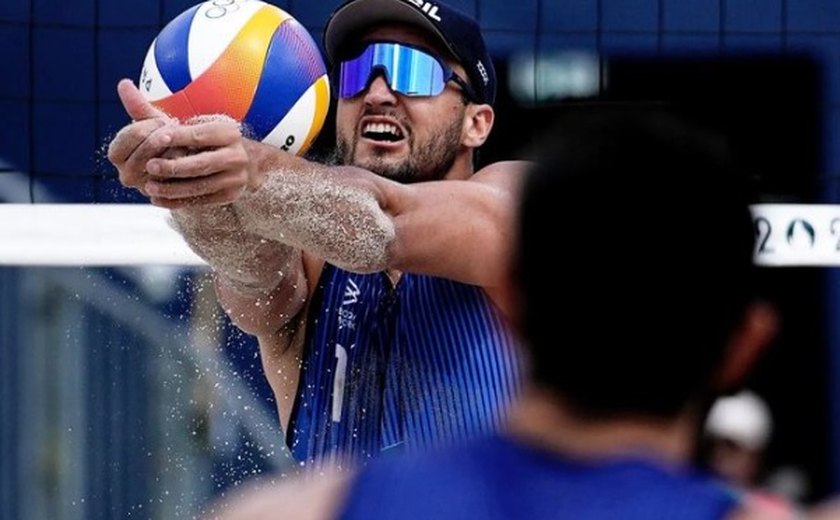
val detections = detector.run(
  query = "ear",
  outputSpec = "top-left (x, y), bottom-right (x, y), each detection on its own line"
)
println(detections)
top-left (714, 302), bottom-right (779, 390)
top-left (462, 103), bottom-right (494, 148)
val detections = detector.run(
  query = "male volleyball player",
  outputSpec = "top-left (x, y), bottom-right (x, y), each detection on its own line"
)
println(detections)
top-left (206, 111), bottom-right (800, 520)
top-left (108, 0), bottom-right (525, 465)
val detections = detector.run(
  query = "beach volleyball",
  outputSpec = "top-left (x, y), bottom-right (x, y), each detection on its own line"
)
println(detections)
top-left (139, 0), bottom-right (330, 155)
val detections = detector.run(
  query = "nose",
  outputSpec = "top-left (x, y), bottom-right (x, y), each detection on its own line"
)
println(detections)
top-left (363, 74), bottom-right (398, 106)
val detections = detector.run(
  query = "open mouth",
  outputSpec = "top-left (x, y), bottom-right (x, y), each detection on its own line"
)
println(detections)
top-left (361, 122), bottom-right (405, 143)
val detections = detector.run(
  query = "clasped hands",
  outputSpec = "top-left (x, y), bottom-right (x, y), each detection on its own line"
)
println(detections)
top-left (107, 79), bottom-right (258, 209)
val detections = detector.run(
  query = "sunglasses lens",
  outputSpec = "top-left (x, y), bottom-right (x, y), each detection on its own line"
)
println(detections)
top-left (338, 43), bottom-right (448, 98)
top-left (339, 45), bottom-right (378, 98)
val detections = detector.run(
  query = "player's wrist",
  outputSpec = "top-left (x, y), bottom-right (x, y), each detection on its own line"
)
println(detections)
top-left (241, 138), bottom-right (270, 193)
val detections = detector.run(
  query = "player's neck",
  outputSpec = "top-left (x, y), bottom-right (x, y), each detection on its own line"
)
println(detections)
top-left (506, 386), bottom-right (698, 468)
top-left (441, 151), bottom-right (475, 181)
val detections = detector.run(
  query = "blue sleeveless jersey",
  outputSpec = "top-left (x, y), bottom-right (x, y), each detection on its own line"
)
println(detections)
top-left (339, 434), bottom-right (741, 520)
top-left (286, 264), bottom-right (521, 465)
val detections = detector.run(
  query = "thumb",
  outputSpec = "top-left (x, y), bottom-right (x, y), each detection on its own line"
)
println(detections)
top-left (117, 78), bottom-right (168, 121)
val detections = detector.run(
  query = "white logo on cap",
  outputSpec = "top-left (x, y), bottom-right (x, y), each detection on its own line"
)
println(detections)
top-left (476, 60), bottom-right (489, 85)
top-left (403, 0), bottom-right (442, 22)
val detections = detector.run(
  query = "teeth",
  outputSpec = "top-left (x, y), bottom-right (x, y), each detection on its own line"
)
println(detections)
top-left (363, 122), bottom-right (402, 137)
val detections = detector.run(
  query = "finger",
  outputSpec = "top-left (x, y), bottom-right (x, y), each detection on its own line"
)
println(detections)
top-left (145, 169), bottom-right (248, 200)
top-left (108, 120), bottom-right (173, 189)
top-left (122, 123), bottom-right (181, 170)
top-left (157, 120), bottom-right (243, 149)
top-left (117, 78), bottom-right (168, 121)
top-left (110, 120), bottom-right (182, 188)
top-left (146, 146), bottom-right (243, 179)
top-left (107, 118), bottom-right (169, 165)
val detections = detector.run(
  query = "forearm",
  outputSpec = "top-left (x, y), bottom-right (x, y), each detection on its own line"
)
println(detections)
top-left (170, 205), bottom-right (308, 336)
top-left (213, 265), bottom-right (307, 339)
top-left (236, 158), bottom-right (396, 273)
top-left (170, 204), bottom-right (297, 292)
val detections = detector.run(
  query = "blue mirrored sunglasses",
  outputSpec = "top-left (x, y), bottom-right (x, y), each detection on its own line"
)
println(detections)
top-left (338, 42), bottom-right (476, 101)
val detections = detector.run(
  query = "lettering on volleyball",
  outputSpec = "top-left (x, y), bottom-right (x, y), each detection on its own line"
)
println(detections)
top-left (279, 135), bottom-right (296, 152)
top-left (204, 0), bottom-right (241, 19)
top-left (140, 67), bottom-right (152, 92)
top-left (403, 0), bottom-right (442, 22)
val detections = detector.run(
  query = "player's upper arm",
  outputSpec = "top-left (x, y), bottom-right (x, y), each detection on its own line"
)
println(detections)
top-left (382, 160), bottom-right (530, 288)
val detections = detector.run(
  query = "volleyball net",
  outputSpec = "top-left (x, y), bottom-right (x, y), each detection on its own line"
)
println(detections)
top-left (0, 203), bottom-right (203, 266)
top-left (1, 201), bottom-right (839, 267)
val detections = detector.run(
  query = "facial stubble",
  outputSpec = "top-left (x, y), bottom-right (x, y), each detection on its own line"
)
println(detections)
top-left (335, 110), bottom-right (465, 183)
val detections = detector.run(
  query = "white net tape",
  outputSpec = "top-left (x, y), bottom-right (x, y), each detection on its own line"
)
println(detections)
top-left (0, 204), bottom-right (205, 266)
top-left (0, 203), bottom-right (838, 266)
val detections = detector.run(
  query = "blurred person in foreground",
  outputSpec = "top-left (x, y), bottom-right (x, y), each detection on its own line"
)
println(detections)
top-left (205, 110), bottom-right (816, 520)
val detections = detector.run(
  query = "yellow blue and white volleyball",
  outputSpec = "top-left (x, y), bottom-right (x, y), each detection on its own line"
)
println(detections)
top-left (139, 0), bottom-right (330, 156)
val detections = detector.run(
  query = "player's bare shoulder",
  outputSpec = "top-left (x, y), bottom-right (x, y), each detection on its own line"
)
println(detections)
top-left (471, 160), bottom-right (533, 191)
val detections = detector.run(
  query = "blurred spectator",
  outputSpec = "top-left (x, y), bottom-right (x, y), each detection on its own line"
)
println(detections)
top-left (704, 390), bottom-right (773, 489)
top-left (702, 390), bottom-right (809, 514)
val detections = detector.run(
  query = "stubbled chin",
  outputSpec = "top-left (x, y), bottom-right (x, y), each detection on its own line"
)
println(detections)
top-left (353, 151), bottom-right (410, 179)
top-left (354, 142), bottom-right (407, 164)
top-left (355, 155), bottom-right (398, 173)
